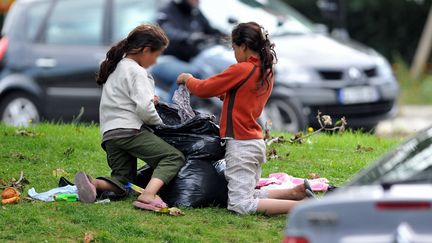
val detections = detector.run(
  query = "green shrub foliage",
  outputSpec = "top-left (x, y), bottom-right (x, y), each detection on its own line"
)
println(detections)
top-left (285, 0), bottom-right (432, 64)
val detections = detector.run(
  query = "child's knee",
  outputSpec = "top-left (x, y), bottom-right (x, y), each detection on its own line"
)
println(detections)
top-left (170, 149), bottom-right (185, 165)
top-left (227, 199), bottom-right (258, 215)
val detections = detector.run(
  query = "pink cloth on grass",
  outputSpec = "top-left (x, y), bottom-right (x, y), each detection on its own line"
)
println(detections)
top-left (256, 173), bottom-right (329, 191)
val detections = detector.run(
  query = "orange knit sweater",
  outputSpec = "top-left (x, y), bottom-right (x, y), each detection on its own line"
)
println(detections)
top-left (186, 56), bottom-right (273, 139)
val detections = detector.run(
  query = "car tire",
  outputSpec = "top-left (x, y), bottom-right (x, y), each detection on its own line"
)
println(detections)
top-left (0, 92), bottom-right (41, 127)
top-left (259, 98), bottom-right (308, 133)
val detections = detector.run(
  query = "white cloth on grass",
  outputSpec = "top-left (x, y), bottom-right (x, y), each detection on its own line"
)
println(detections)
top-left (28, 185), bottom-right (78, 202)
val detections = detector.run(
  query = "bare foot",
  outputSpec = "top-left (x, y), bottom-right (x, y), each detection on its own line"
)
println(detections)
top-left (289, 184), bottom-right (307, 200)
top-left (137, 192), bottom-right (167, 208)
top-left (137, 192), bottom-right (158, 204)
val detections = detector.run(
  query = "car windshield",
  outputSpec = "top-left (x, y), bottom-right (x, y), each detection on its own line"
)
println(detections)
top-left (349, 126), bottom-right (432, 186)
top-left (200, 0), bottom-right (314, 36)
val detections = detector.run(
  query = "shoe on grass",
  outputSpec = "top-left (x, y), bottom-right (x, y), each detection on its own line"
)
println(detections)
top-left (74, 172), bottom-right (96, 203)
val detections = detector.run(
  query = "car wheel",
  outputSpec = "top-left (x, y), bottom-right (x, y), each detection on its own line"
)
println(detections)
top-left (0, 92), bottom-right (40, 127)
top-left (259, 98), bottom-right (307, 133)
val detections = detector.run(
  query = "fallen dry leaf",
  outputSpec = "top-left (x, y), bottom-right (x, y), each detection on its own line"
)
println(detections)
top-left (84, 232), bottom-right (94, 243)
top-left (63, 147), bottom-right (75, 156)
top-left (308, 173), bottom-right (321, 179)
top-left (267, 148), bottom-right (279, 160)
top-left (154, 207), bottom-right (184, 216)
top-left (356, 144), bottom-right (374, 153)
top-left (168, 207), bottom-right (185, 216)
top-left (53, 168), bottom-right (68, 178)
top-left (0, 178), bottom-right (7, 186)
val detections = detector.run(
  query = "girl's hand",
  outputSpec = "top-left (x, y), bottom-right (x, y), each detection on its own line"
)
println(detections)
top-left (176, 73), bottom-right (193, 85)
top-left (153, 95), bottom-right (159, 105)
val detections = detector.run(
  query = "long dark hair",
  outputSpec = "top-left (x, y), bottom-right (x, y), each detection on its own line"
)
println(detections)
top-left (96, 24), bottom-right (169, 85)
top-left (231, 22), bottom-right (277, 89)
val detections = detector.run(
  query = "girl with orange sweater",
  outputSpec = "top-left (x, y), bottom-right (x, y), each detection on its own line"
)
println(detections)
top-left (177, 22), bottom-right (311, 215)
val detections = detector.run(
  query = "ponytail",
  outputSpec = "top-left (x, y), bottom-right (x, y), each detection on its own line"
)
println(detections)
top-left (258, 29), bottom-right (277, 89)
top-left (96, 39), bottom-right (127, 85)
top-left (96, 24), bottom-right (169, 85)
top-left (231, 22), bottom-right (277, 90)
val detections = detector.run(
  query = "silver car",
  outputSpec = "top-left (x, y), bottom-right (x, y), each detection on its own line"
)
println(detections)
top-left (200, 0), bottom-right (400, 131)
top-left (283, 126), bottom-right (432, 243)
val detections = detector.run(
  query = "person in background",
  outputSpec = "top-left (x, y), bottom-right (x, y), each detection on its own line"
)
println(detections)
top-left (151, 0), bottom-right (226, 101)
top-left (176, 22), bottom-right (314, 216)
top-left (74, 24), bottom-right (185, 211)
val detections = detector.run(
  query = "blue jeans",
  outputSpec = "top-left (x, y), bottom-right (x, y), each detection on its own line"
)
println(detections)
top-left (150, 56), bottom-right (202, 102)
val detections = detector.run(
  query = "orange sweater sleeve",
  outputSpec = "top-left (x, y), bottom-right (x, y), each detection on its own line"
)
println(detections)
top-left (186, 63), bottom-right (252, 98)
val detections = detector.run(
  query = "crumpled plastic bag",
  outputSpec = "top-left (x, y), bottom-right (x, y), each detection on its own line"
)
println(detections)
top-left (172, 85), bottom-right (195, 123)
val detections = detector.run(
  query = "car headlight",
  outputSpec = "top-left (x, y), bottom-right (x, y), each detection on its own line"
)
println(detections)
top-left (275, 60), bottom-right (316, 85)
top-left (375, 55), bottom-right (394, 79)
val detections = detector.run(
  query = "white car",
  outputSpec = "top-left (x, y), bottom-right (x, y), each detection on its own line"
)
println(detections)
top-left (283, 126), bottom-right (432, 243)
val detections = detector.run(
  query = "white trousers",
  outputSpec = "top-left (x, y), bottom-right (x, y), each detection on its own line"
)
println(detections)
top-left (224, 139), bottom-right (268, 214)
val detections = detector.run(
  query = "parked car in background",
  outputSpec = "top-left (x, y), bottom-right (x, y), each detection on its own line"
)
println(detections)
top-left (283, 125), bottom-right (432, 243)
top-left (0, 0), bottom-right (161, 126)
top-left (199, 0), bottom-right (400, 131)
top-left (0, 0), bottom-right (399, 132)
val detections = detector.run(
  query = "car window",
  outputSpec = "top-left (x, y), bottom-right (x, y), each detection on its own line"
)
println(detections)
top-left (43, 0), bottom-right (104, 45)
top-left (350, 127), bottom-right (432, 185)
top-left (257, 0), bottom-right (316, 32)
top-left (26, 1), bottom-right (52, 41)
top-left (2, 1), bottom-right (51, 40)
top-left (112, 0), bottom-right (157, 42)
top-left (199, 0), bottom-right (312, 36)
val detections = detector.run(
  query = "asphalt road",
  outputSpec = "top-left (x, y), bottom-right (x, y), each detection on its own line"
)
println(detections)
top-left (375, 105), bottom-right (432, 137)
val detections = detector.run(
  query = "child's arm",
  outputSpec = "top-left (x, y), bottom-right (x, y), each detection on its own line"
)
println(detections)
top-left (178, 64), bottom-right (252, 98)
top-left (131, 74), bottom-right (163, 125)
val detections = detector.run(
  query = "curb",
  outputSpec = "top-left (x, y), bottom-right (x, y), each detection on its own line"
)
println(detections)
top-left (375, 105), bottom-right (432, 137)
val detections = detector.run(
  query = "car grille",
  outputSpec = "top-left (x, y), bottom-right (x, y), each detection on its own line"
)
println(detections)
top-left (318, 70), bottom-right (343, 80)
top-left (364, 67), bottom-right (377, 77)
top-left (309, 100), bottom-right (394, 118)
top-left (318, 67), bottom-right (378, 80)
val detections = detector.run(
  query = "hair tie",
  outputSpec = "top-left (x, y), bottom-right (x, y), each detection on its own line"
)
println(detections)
top-left (260, 26), bottom-right (268, 41)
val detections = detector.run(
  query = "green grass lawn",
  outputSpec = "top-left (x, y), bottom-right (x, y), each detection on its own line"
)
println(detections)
top-left (0, 123), bottom-right (402, 242)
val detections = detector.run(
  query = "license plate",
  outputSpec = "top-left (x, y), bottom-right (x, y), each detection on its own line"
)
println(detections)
top-left (338, 86), bottom-right (379, 104)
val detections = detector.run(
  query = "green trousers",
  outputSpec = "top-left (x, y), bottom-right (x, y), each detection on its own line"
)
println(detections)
top-left (101, 130), bottom-right (185, 191)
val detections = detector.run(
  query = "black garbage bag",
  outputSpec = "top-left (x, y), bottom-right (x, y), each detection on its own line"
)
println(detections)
top-left (152, 102), bottom-right (224, 161)
top-left (154, 102), bottom-right (219, 135)
top-left (136, 159), bottom-right (228, 208)
top-left (158, 133), bottom-right (224, 161)
top-left (137, 102), bottom-right (228, 207)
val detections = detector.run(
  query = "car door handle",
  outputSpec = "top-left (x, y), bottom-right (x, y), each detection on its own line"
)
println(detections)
top-left (35, 58), bottom-right (57, 68)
